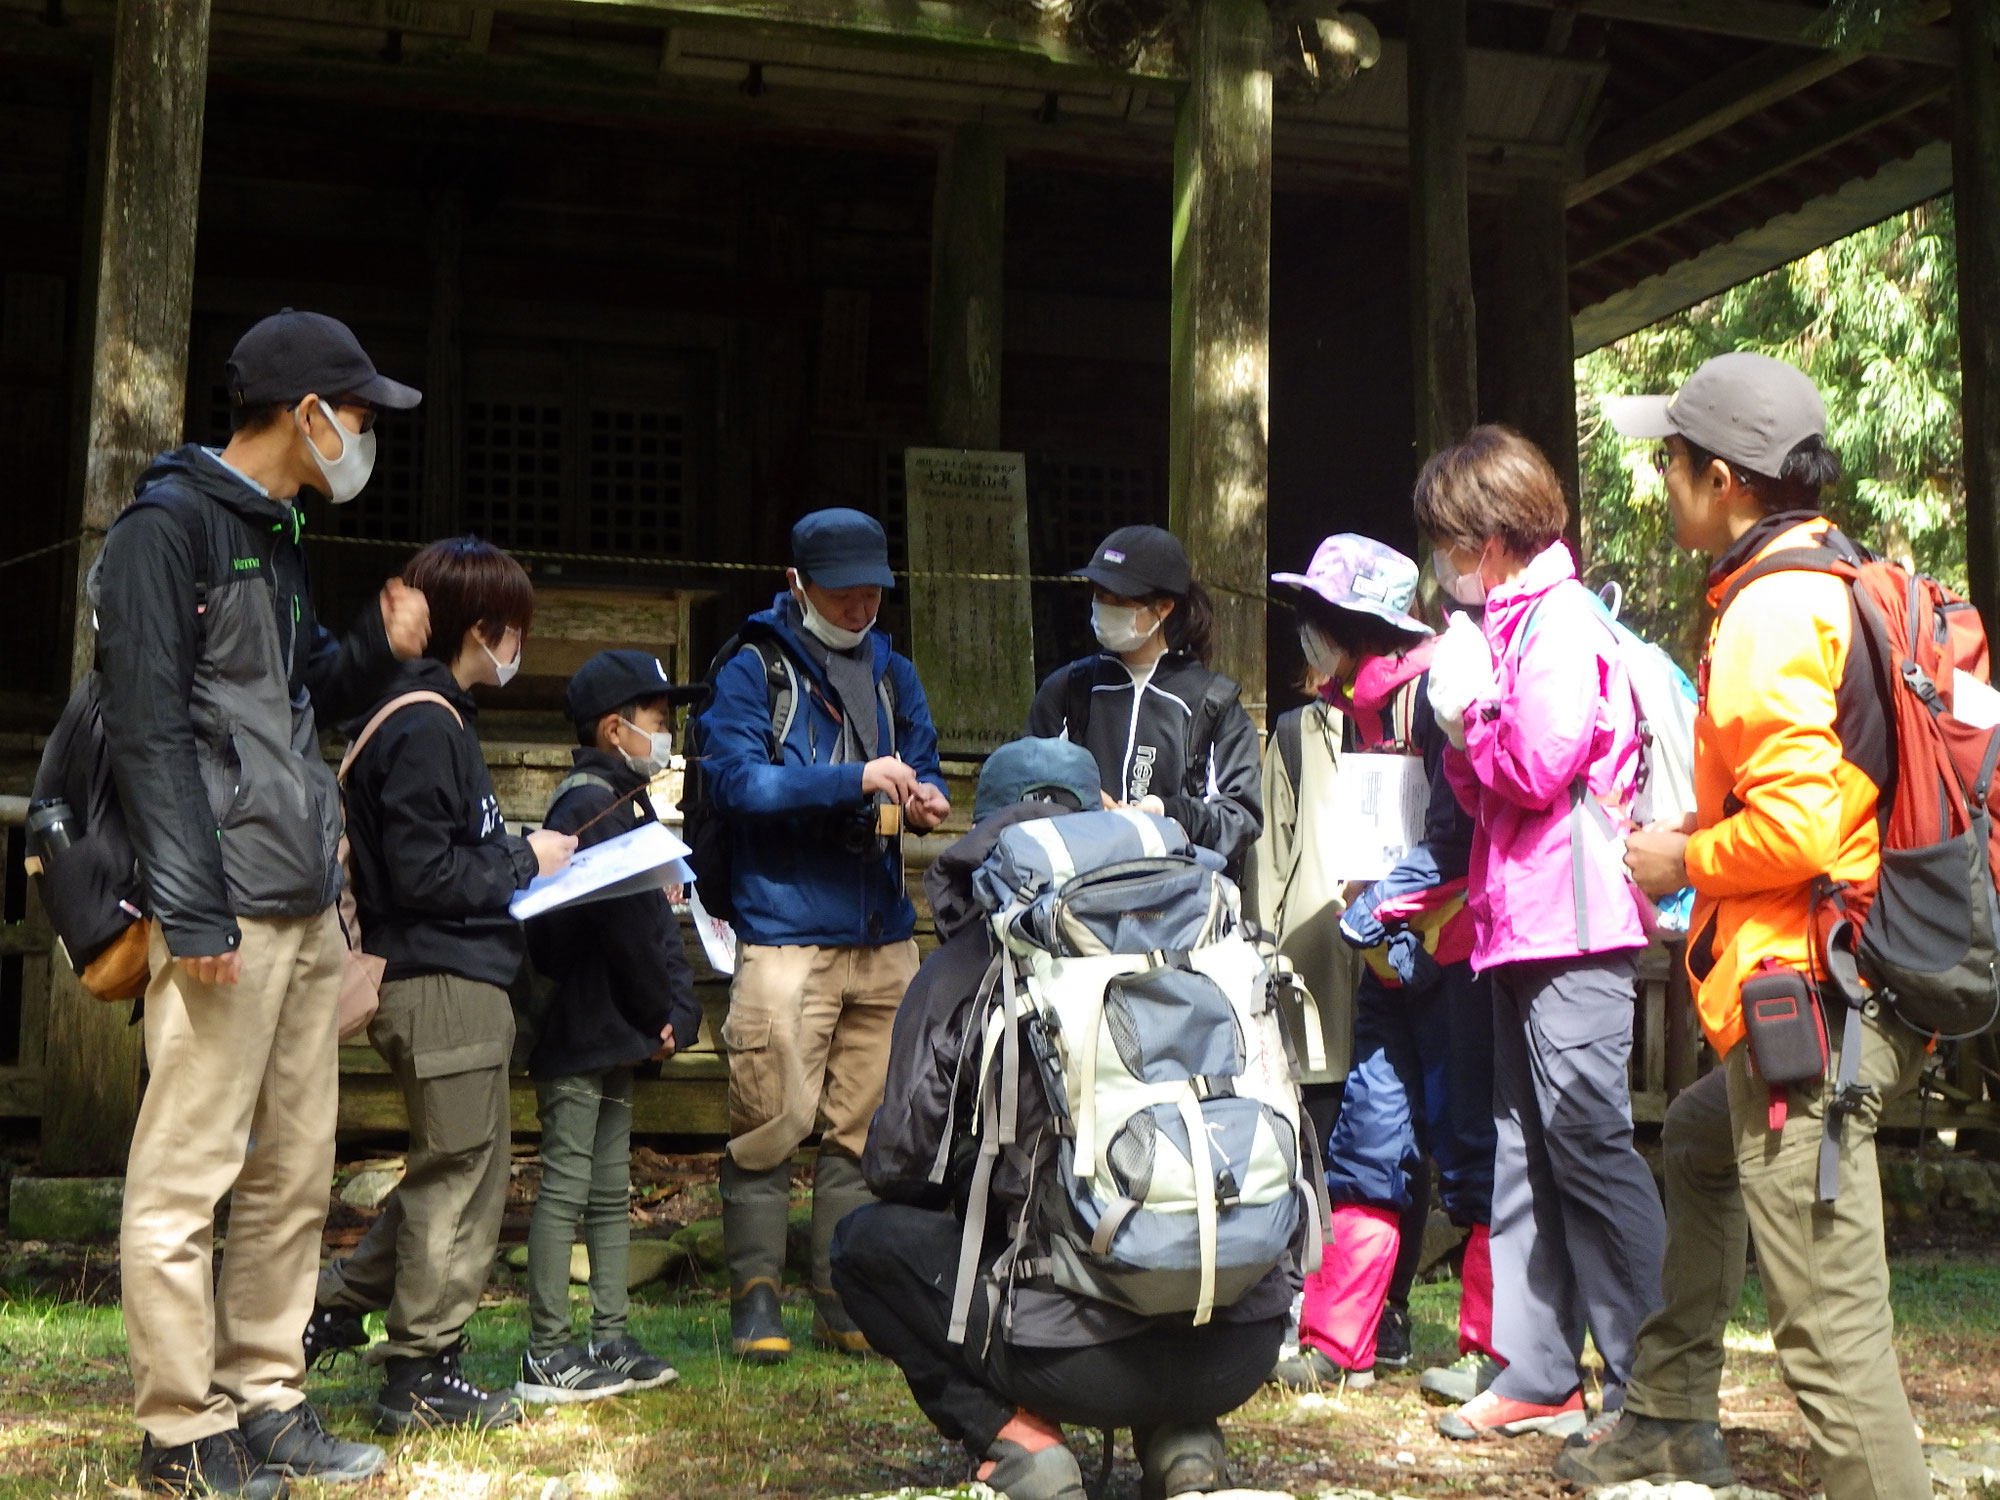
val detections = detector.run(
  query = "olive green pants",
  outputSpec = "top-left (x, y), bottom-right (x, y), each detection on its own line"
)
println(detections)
top-left (1626, 1012), bottom-right (1927, 1500)
top-left (316, 974), bottom-right (515, 1362)
top-left (526, 1069), bottom-right (634, 1357)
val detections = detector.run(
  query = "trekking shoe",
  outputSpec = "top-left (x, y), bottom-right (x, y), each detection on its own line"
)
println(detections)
top-left (300, 1305), bottom-right (369, 1371)
top-left (810, 1286), bottom-right (872, 1354)
top-left (1136, 1420), bottom-right (1228, 1500)
top-left (730, 1277), bottom-right (791, 1364)
top-left (1268, 1346), bottom-right (1373, 1391)
top-left (1564, 1406), bottom-right (1625, 1448)
top-left (978, 1436), bottom-right (1087, 1500)
top-left (373, 1352), bottom-right (521, 1433)
top-left (516, 1344), bottom-right (635, 1404)
top-left (1439, 1387), bottom-right (1584, 1440)
top-left (1552, 1411), bottom-right (1735, 1488)
top-left (1419, 1351), bottom-right (1504, 1405)
top-left (588, 1334), bottom-right (679, 1391)
top-left (240, 1402), bottom-right (384, 1484)
top-left (1374, 1301), bottom-right (1413, 1370)
top-left (136, 1430), bottom-right (288, 1498)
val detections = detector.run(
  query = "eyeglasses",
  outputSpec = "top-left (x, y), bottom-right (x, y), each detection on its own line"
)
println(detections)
top-left (1650, 446), bottom-right (1672, 476)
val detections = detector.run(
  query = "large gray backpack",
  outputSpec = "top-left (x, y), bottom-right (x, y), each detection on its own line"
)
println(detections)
top-left (948, 809), bottom-right (1323, 1345)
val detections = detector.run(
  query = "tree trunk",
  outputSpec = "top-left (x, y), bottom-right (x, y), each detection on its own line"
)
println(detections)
top-left (1499, 175), bottom-right (1581, 557)
top-left (45, 0), bottom-right (213, 1175)
top-left (928, 122), bottom-right (1005, 451)
top-left (1168, 0), bottom-right (1273, 727)
top-left (1958, 3), bottom-right (2000, 630)
top-left (1408, 0), bottom-right (1477, 461)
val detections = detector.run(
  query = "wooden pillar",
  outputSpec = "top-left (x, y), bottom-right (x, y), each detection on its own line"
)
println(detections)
top-left (44, 0), bottom-right (212, 1175)
top-left (928, 123), bottom-right (1005, 450)
top-left (1168, 0), bottom-right (1272, 726)
top-left (1499, 175), bottom-right (1581, 554)
top-left (1957, 2), bottom-right (2000, 630)
top-left (422, 189), bottom-right (464, 538)
top-left (1407, 0), bottom-right (1477, 461)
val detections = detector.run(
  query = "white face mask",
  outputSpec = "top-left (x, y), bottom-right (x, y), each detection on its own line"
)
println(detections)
top-left (1092, 601), bottom-right (1160, 655)
top-left (480, 631), bottom-right (521, 688)
top-left (1432, 548), bottom-right (1488, 607)
top-left (1299, 622), bottom-right (1346, 680)
top-left (297, 398), bottom-right (376, 505)
top-left (618, 719), bottom-right (674, 777)
top-left (792, 580), bottom-right (875, 651)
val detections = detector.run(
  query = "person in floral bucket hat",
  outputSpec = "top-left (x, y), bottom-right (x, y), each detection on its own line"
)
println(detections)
top-left (1262, 535), bottom-right (1502, 1406)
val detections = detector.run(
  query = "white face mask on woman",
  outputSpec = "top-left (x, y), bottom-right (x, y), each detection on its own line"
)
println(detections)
top-left (1432, 547), bottom-right (1489, 607)
top-left (1092, 601), bottom-right (1160, 654)
top-left (1298, 622), bottom-right (1347, 681)
top-left (480, 630), bottom-right (521, 687)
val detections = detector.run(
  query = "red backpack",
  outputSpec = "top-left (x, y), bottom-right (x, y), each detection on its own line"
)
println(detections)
top-left (1717, 528), bottom-right (2000, 1042)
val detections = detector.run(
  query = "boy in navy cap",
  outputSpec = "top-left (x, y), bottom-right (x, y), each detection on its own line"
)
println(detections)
top-left (517, 651), bottom-right (704, 1403)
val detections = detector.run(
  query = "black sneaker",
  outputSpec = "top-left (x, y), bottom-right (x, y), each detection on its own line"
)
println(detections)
top-left (240, 1403), bottom-right (385, 1485)
top-left (301, 1306), bottom-right (369, 1371)
top-left (373, 1352), bottom-right (521, 1434)
top-left (588, 1335), bottom-right (679, 1391)
top-left (1374, 1301), bottom-right (1413, 1370)
top-left (136, 1430), bottom-right (288, 1498)
top-left (516, 1344), bottom-right (635, 1404)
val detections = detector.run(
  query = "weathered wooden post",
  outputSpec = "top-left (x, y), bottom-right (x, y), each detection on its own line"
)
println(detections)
top-left (1168, 0), bottom-right (1273, 727)
top-left (928, 122), bottom-right (1005, 451)
top-left (1407, 0), bottom-right (1476, 461)
top-left (1958, 2), bottom-right (2000, 630)
top-left (43, 0), bottom-right (213, 1175)
top-left (1499, 174), bottom-right (1581, 553)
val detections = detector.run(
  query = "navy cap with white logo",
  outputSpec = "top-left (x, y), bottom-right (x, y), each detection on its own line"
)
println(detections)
top-left (566, 649), bottom-right (703, 724)
top-left (1073, 525), bottom-right (1191, 598)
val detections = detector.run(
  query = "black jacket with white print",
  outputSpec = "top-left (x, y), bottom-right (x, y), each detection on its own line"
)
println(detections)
top-left (341, 656), bottom-right (539, 989)
top-left (1025, 650), bottom-right (1263, 873)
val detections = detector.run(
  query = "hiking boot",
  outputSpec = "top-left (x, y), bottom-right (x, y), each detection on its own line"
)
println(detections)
top-left (1374, 1301), bottom-right (1413, 1370)
top-left (730, 1277), bottom-right (792, 1364)
top-left (301, 1306), bottom-right (369, 1371)
top-left (1564, 1406), bottom-right (1624, 1448)
top-left (979, 1436), bottom-right (1087, 1500)
top-left (136, 1430), bottom-right (287, 1498)
top-left (810, 1287), bottom-right (871, 1354)
top-left (1419, 1351), bottom-right (1503, 1405)
top-left (373, 1352), bottom-right (521, 1433)
top-left (1136, 1420), bottom-right (1228, 1500)
top-left (240, 1403), bottom-right (384, 1484)
top-left (588, 1334), bottom-right (679, 1391)
top-left (516, 1344), bottom-right (634, 1404)
top-left (1269, 1347), bottom-right (1373, 1391)
top-left (1552, 1411), bottom-right (1735, 1488)
top-left (1438, 1388), bottom-right (1585, 1441)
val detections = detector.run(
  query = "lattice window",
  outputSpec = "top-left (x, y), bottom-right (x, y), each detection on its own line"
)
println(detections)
top-left (878, 447), bottom-right (910, 573)
top-left (464, 401), bottom-right (564, 549)
top-left (198, 380), bottom-right (424, 540)
top-left (585, 407), bottom-right (684, 556)
top-left (1028, 456), bottom-right (1164, 572)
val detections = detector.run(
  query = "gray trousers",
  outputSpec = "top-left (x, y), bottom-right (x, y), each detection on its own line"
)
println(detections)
top-left (1487, 952), bottom-right (1666, 1409)
top-left (526, 1069), bottom-right (634, 1356)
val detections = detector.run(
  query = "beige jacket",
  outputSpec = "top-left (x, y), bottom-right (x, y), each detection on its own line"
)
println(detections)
top-left (1245, 701), bottom-right (1359, 1086)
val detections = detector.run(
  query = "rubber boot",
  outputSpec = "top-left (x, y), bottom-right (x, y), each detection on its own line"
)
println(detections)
top-left (1457, 1222), bottom-right (1495, 1358)
top-left (1298, 1204), bottom-right (1399, 1373)
top-left (720, 1156), bottom-right (793, 1363)
top-left (809, 1152), bottom-right (876, 1354)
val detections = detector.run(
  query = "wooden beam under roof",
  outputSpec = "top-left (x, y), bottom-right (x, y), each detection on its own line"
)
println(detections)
top-left (1484, 0), bottom-right (1955, 67)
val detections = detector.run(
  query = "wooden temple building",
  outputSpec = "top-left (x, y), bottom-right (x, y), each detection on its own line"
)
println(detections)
top-left (0, 0), bottom-right (1994, 1172)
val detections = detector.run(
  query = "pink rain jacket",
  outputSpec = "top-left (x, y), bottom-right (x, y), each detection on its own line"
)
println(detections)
top-left (1445, 541), bottom-right (1646, 972)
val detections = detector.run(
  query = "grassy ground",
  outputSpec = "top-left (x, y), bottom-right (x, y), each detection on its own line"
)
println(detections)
top-left (3, 1257), bottom-right (1999, 1499)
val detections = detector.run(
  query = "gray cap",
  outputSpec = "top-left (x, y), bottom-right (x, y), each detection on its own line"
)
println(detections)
top-left (1603, 352), bottom-right (1825, 479)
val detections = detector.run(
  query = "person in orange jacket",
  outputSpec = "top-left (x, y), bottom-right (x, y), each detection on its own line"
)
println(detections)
top-left (1564, 353), bottom-right (1929, 1499)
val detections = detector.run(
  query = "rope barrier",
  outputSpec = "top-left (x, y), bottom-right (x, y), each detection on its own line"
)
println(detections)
top-left (0, 536), bottom-right (81, 572)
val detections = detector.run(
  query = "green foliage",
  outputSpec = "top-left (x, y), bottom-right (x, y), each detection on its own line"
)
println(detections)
top-left (1577, 198), bottom-right (1962, 668)
top-left (1810, 0), bottom-right (2000, 51)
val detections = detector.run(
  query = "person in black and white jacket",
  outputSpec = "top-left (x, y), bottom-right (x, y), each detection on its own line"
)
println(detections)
top-left (1025, 524), bottom-right (1262, 874)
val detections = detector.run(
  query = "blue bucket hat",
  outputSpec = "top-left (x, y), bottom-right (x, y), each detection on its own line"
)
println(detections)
top-left (975, 737), bottom-right (1103, 822)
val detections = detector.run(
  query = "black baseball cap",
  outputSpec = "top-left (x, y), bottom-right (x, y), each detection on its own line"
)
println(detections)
top-left (791, 508), bottom-right (896, 590)
top-left (1073, 525), bottom-right (1191, 598)
top-left (566, 650), bottom-right (704, 725)
top-left (226, 309), bottom-right (423, 413)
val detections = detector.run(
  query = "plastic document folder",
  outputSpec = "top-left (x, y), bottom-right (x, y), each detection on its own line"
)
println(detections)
top-left (509, 820), bottom-right (696, 921)
top-left (1315, 751), bottom-right (1429, 883)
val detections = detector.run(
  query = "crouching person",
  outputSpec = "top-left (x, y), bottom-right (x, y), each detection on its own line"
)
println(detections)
top-left (833, 739), bottom-right (1294, 1500)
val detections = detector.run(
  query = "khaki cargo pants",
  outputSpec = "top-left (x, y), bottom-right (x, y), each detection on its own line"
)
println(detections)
top-left (316, 973), bottom-right (515, 1361)
top-left (122, 909), bottom-right (344, 1445)
top-left (1626, 1012), bottom-right (1928, 1500)
top-left (721, 941), bottom-right (918, 1172)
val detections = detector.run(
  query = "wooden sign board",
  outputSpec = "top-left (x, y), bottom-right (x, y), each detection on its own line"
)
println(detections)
top-left (902, 448), bottom-right (1035, 755)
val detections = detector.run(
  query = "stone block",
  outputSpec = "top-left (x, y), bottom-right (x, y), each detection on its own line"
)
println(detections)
top-left (336, 1159), bottom-right (404, 1211)
top-left (7, 1176), bottom-right (123, 1241)
top-left (670, 1217), bottom-right (726, 1272)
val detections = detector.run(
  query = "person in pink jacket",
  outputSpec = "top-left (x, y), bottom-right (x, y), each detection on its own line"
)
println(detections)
top-left (1414, 425), bottom-right (1666, 1444)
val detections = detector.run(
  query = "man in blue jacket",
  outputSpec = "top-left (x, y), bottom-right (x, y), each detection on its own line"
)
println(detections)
top-left (699, 508), bottom-right (950, 1362)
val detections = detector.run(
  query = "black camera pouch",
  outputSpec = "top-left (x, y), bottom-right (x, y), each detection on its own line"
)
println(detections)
top-left (1741, 963), bottom-right (1828, 1088)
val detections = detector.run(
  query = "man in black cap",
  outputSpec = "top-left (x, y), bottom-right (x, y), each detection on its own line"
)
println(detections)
top-left (692, 507), bottom-right (950, 1363)
top-left (97, 310), bottom-right (428, 1496)
top-left (514, 651), bottom-right (704, 1404)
